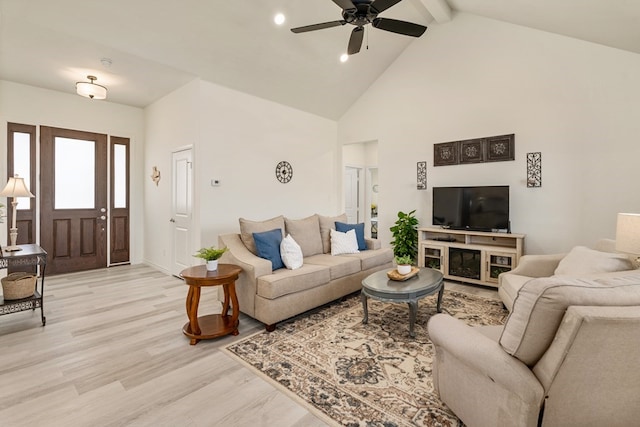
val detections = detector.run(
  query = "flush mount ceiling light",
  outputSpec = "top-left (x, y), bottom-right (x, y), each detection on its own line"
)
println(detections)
top-left (76, 75), bottom-right (107, 100)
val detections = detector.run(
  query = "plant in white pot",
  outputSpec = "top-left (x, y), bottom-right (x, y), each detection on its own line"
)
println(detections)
top-left (390, 210), bottom-right (418, 261)
top-left (395, 255), bottom-right (413, 275)
top-left (193, 246), bottom-right (227, 271)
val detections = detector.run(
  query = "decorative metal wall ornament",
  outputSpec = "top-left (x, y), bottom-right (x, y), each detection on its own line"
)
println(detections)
top-left (434, 134), bottom-right (515, 166)
top-left (275, 161), bottom-right (293, 183)
top-left (417, 161), bottom-right (427, 190)
top-left (526, 152), bottom-right (542, 187)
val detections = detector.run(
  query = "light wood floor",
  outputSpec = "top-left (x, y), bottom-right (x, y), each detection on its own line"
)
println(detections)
top-left (0, 264), bottom-right (497, 427)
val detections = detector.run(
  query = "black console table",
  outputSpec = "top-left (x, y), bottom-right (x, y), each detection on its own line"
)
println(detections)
top-left (1, 244), bottom-right (47, 326)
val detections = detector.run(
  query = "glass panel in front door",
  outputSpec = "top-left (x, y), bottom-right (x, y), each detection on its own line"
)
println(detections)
top-left (13, 132), bottom-right (32, 210)
top-left (113, 144), bottom-right (127, 209)
top-left (54, 137), bottom-right (95, 209)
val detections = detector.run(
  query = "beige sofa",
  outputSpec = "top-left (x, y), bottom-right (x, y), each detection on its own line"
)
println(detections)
top-left (218, 213), bottom-right (393, 331)
top-left (428, 269), bottom-right (640, 427)
top-left (498, 239), bottom-right (634, 310)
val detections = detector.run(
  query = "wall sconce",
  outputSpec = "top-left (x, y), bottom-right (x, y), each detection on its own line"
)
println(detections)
top-left (0, 175), bottom-right (35, 251)
top-left (151, 166), bottom-right (161, 186)
top-left (76, 75), bottom-right (107, 100)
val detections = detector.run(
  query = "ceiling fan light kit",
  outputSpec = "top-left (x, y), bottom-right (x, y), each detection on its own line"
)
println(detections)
top-left (291, 0), bottom-right (427, 55)
top-left (76, 75), bottom-right (107, 100)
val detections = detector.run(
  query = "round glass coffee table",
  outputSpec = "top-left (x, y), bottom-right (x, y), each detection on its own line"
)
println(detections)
top-left (361, 267), bottom-right (444, 338)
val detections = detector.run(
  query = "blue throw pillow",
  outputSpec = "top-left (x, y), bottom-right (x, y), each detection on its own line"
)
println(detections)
top-left (335, 222), bottom-right (367, 251)
top-left (253, 228), bottom-right (285, 270)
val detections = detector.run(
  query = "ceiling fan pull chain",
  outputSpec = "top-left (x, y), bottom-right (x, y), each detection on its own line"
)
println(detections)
top-left (366, 26), bottom-right (369, 50)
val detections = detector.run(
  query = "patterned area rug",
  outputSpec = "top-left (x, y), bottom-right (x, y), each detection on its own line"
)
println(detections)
top-left (225, 290), bottom-right (508, 427)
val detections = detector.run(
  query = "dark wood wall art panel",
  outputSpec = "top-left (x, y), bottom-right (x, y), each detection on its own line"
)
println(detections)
top-left (434, 134), bottom-right (515, 166)
top-left (459, 139), bottom-right (484, 164)
top-left (434, 142), bottom-right (458, 166)
top-left (485, 134), bottom-right (515, 162)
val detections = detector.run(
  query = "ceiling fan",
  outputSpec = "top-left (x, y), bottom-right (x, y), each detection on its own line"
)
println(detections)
top-left (291, 0), bottom-right (427, 55)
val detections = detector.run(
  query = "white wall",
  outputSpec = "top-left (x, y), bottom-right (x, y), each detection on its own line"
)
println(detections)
top-left (338, 13), bottom-right (640, 254)
top-left (0, 80), bottom-right (145, 263)
top-left (143, 80), bottom-right (200, 271)
top-left (196, 81), bottom-right (339, 245)
top-left (144, 79), bottom-right (339, 272)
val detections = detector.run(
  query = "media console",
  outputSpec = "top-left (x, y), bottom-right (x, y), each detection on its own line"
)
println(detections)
top-left (418, 227), bottom-right (525, 288)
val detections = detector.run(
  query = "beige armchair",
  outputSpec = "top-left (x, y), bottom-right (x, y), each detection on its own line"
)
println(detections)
top-left (428, 271), bottom-right (640, 427)
top-left (498, 252), bottom-right (564, 310)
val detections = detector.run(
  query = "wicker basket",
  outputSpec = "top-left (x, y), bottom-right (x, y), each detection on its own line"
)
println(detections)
top-left (1, 272), bottom-right (36, 300)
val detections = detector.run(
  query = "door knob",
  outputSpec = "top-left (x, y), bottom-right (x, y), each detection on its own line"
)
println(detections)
top-left (99, 215), bottom-right (106, 220)
top-left (170, 218), bottom-right (176, 223)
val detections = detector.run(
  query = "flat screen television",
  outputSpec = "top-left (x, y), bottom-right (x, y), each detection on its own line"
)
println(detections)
top-left (432, 186), bottom-right (510, 232)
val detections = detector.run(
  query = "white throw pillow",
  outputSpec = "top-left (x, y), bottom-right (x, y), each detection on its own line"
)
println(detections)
top-left (330, 228), bottom-right (360, 255)
top-left (554, 246), bottom-right (633, 276)
top-left (280, 234), bottom-right (304, 270)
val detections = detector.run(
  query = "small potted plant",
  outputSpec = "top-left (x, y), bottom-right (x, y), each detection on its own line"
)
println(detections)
top-left (395, 255), bottom-right (413, 275)
top-left (193, 246), bottom-right (227, 271)
top-left (390, 210), bottom-right (418, 261)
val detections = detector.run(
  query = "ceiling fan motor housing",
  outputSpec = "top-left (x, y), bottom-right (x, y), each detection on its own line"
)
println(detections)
top-left (342, 1), bottom-right (379, 27)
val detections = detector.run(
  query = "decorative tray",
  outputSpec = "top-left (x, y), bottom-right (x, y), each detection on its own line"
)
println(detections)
top-left (387, 266), bottom-right (420, 281)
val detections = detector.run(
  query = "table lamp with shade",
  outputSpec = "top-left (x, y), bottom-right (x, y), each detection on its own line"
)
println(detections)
top-left (0, 175), bottom-right (35, 251)
top-left (615, 213), bottom-right (640, 265)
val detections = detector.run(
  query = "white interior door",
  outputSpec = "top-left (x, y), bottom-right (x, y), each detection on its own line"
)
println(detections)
top-left (171, 148), bottom-right (193, 276)
top-left (344, 166), bottom-right (360, 223)
top-left (367, 167), bottom-right (379, 238)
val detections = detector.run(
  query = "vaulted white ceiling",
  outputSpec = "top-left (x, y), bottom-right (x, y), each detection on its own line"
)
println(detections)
top-left (1, 0), bottom-right (639, 120)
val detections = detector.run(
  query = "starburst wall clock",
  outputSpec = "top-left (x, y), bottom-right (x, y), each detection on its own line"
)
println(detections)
top-left (275, 161), bottom-right (293, 183)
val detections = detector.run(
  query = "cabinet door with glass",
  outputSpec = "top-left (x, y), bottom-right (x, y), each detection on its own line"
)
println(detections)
top-left (485, 251), bottom-right (515, 284)
top-left (420, 244), bottom-right (445, 273)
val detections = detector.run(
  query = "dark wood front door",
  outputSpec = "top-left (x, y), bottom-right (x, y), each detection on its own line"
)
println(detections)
top-left (40, 126), bottom-right (108, 275)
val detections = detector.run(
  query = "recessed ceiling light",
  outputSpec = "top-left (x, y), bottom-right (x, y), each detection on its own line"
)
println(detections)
top-left (274, 13), bottom-right (285, 25)
top-left (340, 53), bottom-right (349, 63)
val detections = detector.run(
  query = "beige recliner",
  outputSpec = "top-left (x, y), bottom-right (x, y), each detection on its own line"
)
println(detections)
top-left (428, 271), bottom-right (640, 427)
top-left (498, 239), bottom-right (634, 310)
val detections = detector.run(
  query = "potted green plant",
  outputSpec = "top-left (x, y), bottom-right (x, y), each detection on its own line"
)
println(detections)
top-left (193, 246), bottom-right (227, 271)
top-left (395, 255), bottom-right (413, 275)
top-left (390, 209), bottom-right (419, 261)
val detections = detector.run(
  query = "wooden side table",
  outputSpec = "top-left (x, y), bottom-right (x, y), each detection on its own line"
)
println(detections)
top-left (180, 264), bottom-right (242, 345)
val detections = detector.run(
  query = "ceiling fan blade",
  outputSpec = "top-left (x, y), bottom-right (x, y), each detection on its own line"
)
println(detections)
top-left (348, 27), bottom-right (365, 55)
top-left (332, 0), bottom-right (356, 10)
top-left (291, 20), bottom-right (346, 33)
top-left (370, 0), bottom-right (402, 14)
top-left (372, 18), bottom-right (427, 37)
